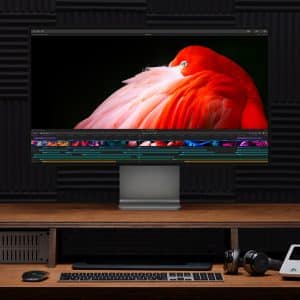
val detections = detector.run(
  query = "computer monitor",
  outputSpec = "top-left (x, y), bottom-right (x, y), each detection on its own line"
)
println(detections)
top-left (31, 29), bottom-right (268, 210)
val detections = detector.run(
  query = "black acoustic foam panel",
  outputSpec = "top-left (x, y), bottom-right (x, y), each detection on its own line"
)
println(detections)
top-left (0, 0), bottom-right (300, 203)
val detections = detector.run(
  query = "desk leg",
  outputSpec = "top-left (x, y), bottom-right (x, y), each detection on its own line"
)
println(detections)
top-left (48, 228), bottom-right (57, 267)
top-left (230, 228), bottom-right (239, 249)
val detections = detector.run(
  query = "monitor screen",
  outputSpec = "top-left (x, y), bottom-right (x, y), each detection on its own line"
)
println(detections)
top-left (31, 29), bottom-right (268, 164)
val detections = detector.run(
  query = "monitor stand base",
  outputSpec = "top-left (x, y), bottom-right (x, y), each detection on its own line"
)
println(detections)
top-left (119, 199), bottom-right (180, 210)
top-left (119, 165), bottom-right (180, 211)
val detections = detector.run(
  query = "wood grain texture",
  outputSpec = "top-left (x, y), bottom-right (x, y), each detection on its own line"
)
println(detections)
top-left (230, 227), bottom-right (239, 248)
top-left (0, 203), bottom-right (299, 228)
top-left (48, 228), bottom-right (57, 267)
top-left (0, 263), bottom-right (299, 288)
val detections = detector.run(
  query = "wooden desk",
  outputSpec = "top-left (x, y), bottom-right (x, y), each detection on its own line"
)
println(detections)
top-left (0, 204), bottom-right (300, 299)
top-left (0, 203), bottom-right (299, 228)
top-left (1, 264), bottom-right (300, 300)
top-left (0, 263), bottom-right (297, 288)
top-left (0, 203), bottom-right (299, 267)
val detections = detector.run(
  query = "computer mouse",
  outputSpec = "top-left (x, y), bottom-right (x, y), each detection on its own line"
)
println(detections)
top-left (22, 270), bottom-right (49, 282)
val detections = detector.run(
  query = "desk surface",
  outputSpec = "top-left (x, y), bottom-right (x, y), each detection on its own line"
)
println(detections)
top-left (0, 264), bottom-right (299, 288)
top-left (0, 203), bottom-right (299, 228)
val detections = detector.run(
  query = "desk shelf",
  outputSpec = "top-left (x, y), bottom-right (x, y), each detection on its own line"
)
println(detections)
top-left (0, 203), bottom-right (299, 267)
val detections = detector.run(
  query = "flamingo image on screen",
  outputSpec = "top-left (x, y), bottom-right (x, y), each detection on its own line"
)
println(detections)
top-left (74, 45), bottom-right (267, 130)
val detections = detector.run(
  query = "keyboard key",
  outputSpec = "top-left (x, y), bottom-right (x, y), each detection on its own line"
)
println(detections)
top-left (215, 273), bottom-right (223, 281)
top-left (208, 273), bottom-right (215, 281)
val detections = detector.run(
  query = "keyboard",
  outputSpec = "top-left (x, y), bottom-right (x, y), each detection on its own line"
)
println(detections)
top-left (59, 272), bottom-right (224, 282)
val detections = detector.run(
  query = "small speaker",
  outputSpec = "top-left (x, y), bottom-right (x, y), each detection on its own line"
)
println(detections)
top-left (0, 231), bottom-right (49, 263)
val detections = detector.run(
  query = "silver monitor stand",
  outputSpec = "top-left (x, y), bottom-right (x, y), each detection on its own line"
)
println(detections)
top-left (119, 165), bottom-right (180, 210)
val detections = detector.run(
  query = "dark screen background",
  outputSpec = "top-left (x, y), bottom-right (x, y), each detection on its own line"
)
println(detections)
top-left (290, 247), bottom-right (300, 260)
top-left (31, 35), bottom-right (268, 129)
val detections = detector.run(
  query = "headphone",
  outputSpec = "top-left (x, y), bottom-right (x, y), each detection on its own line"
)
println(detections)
top-left (224, 249), bottom-right (282, 276)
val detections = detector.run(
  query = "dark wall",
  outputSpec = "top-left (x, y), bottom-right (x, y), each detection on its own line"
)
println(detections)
top-left (1, 0), bottom-right (300, 203)
top-left (0, 0), bottom-right (300, 255)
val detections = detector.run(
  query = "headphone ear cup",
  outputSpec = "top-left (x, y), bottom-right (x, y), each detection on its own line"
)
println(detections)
top-left (224, 249), bottom-right (240, 274)
top-left (243, 250), bottom-right (256, 275)
top-left (243, 250), bottom-right (269, 276)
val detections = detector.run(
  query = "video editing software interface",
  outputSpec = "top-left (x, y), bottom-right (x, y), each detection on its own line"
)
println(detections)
top-left (31, 29), bottom-right (268, 164)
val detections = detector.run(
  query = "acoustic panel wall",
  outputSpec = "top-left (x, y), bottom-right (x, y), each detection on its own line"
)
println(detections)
top-left (56, 166), bottom-right (119, 202)
top-left (235, 1), bottom-right (300, 202)
top-left (0, 0), bottom-right (56, 13)
top-left (56, 0), bottom-right (146, 27)
top-left (147, 0), bottom-right (235, 27)
top-left (0, 0), bottom-right (299, 203)
top-left (0, 0), bottom-right (56, 201)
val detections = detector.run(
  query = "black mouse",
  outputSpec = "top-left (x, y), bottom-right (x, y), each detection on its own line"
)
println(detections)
top-left (22, 270), bottom-right (49, 282)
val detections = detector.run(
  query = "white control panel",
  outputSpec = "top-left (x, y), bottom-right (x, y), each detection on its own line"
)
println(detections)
top-left (280, 244), bottom-right (300, 278)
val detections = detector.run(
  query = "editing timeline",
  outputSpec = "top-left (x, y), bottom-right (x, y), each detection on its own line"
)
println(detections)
top-left (32, 130), bottom-right (268, 164)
